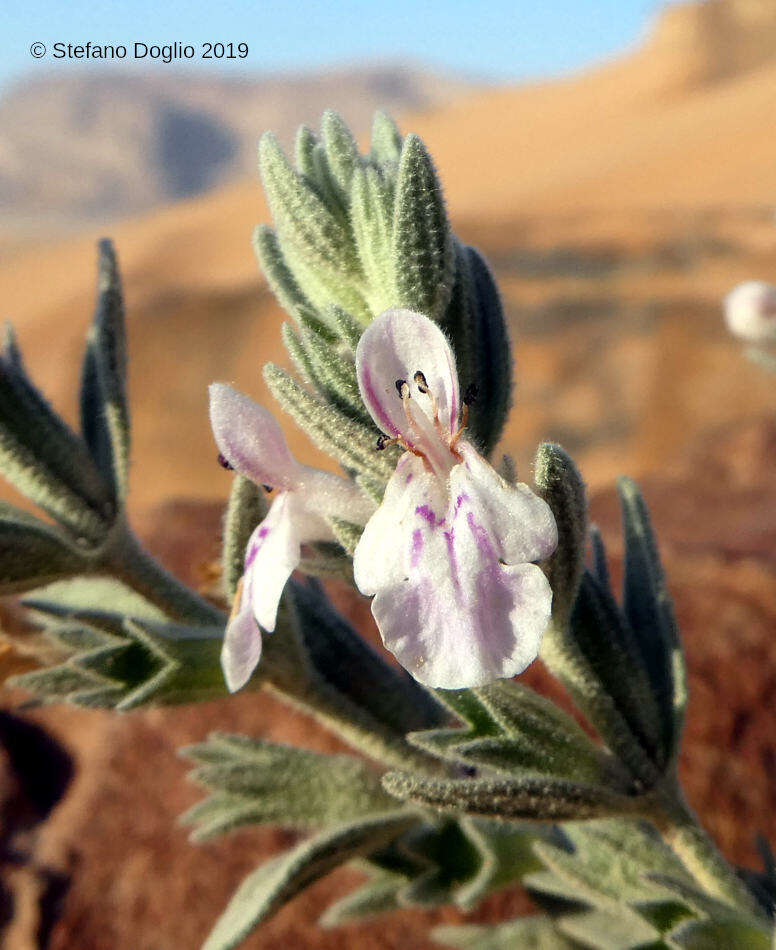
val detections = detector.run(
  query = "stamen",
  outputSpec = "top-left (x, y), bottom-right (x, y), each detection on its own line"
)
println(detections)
top-left (376, 434), bottom-right (400, 451)
top-left (413, 370), bottom-right (429, 393)
top-left (217, 453), bottom-right (234, 470)
top-left (395, 379), bottom-right (409, 398)
top-left (414, 368), bottom-right (440, 427)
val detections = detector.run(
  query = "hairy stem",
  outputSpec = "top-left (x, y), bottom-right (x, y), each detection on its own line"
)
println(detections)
top-left (105, 522), bottom-right (225, 628)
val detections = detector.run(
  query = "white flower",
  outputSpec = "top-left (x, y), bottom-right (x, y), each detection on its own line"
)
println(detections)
top-left (353, 308), bottom-right (558, 690)
top-left (724, 281), bottom-right (776, 343)
top-left (209, 383), bottom-right (375, 692)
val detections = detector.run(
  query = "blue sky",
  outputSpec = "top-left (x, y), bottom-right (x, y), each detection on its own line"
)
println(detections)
top-left (1, 1), bottom-right (665, 91)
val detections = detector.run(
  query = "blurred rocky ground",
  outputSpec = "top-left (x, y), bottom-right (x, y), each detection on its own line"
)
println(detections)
top-left (0, 413), bottom-right (773, 949)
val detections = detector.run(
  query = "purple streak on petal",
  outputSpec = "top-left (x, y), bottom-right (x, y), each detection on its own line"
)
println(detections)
top-left (360, 365), bottom-right (400, 437)
top-left (443, 527), bottom-right (462, 597)
top-left (244, 524), bottom-right (270, 569)
top-left (416, 504), bottom-right (445, 527)
top-left (405, 472), bottom-right (413, 484)
top-left (410, 528), bottom-right (424, 567)
top-left (467, 510), bottom-right (497, 558)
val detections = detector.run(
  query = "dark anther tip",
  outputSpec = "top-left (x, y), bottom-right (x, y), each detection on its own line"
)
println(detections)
top-left (217, 453), bottom-right (234, 470)
top-left (413, 370), bottom-right (429, 393)
top-left (463, 383), bottom-right (479, 406)
top-left (395, 378), bottom-right (408, 397)
top-left (376, 435), bottom-right (388, 451)
top-left (262, 484), bottom-right (273, 492)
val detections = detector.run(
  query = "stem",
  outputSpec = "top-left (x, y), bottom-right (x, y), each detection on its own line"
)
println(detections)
top-left (104, 523), bottom-right (225, 628)
top-left (652, 784), bottom-right (766, 921)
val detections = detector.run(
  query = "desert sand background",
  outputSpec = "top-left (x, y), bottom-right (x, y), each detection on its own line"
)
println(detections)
top-left (0, 0), bottom-right (775, 947)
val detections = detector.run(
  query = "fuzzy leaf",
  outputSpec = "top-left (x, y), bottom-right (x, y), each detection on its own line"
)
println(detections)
top-left (202, 812), bottom-right (418, 950)
top-left (182, 734), bottom-right (394, 840)
top-left (0, 503), bottom-right (89, 593)
top-left (534, 442), bottom-right (587, 623)
top-left (619, 477), bottom-right (685, 763)
top-left (259, 131), bottom-right (361, 282)
top-left (0, 331), bottom-right (112, 542)
top-left (350, 164), bottom-right (396, 311)
top-left (321, 110), bottom-right (361, 195)
top-left (667, 919), bottom-right (772, 949)
top-left (392, 134), bottom-right (454, 321)
top-left (320, 867), bottom-right (406, 926)
top-left (253, 225), bottom-right (314, 322)
top-left (264, 362), bottom-right (398, 479)
top-left (434, 917), bottom-right (573, 949)
top-left (80, 239), bottom-right (131, 500)
top-left (382, 771), bottom-right (638, 822)
top-left (370, 110), bottom-right (403, 166)
top-left (558, 906), bottom-right (660, 949)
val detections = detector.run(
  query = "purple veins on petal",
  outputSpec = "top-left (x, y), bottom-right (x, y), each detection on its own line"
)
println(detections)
top-left (415, 504), bottom-right (444, 527)
top-left (410, 528), bottom-right (424, 567)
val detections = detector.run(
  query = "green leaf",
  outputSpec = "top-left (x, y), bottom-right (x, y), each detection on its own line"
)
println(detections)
top-left (667, 919), bottom-right (772, 949)
top-left (534, 442), bottom-right (587, 623)
top-left (80, 239), bottom-right (131, 501)
top-left (558, 906), bottom-right (661, 949)
top-left (350, 164), bottom-right (396, 311)
top-left (0, 329), bottom-right (113, 541)
top-left (434, 916), bottom-right (574, 949)
top-left (202, 812), bottom-right (418, 950)
top-left (370, 110), bottom-right (403, 166)
top-left (382, 770), bottom-right (638, 822)
top-left (0, 502), bottom-right (89, 594)
top-left (320, 867), bottom-right (405, 926)
top-left (619, 477), bottom-right (685, 763)
top-left (259, 131), bottom-right (361, 282)
top-left (264, 362), bottom-right (398, 480)
top-left (392, 133), bottom-right (454, 321)
top-left (181, 734), bottom-right (394, 840)
top-left (221, 475), bottom-right (267, 601)
top-left (252, 225), bottom-right (314, 322)
top-left (321, 110), bottom-right (361, 195)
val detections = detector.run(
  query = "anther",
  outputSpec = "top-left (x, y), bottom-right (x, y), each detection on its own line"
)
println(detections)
top-left (395, 378), bottom-right (409, 398)
top-left (414, 370), bottom-right (429, 394)
top-left (376, 434), bottom-right (400, 451)
top-left (463, 383), bottom-right (479, 406)
top-left (217, 453), bottom-right (234, 470)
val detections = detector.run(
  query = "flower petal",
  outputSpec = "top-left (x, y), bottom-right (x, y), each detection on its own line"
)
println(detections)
top-left (356, 309), bottom-right (460, 445)
top-left (454, 443), bottom-right (558, 564)
top-left (243, 493), bottom-right (306, 633)
top-left (221, 579), bottom-right (262, 693)
top-left (354, 450), bottom-right (553, 689)
top-left (209, 383), bottom-right (301, 490)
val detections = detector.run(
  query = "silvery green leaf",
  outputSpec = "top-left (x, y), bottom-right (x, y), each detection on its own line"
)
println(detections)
top-left (321, 109), bottom-right (361, 195)
top-left (392, 133), bottom-right (454, 321)
top-left (252, 225), bottom-right (314, 321)
top-left (221, 475), bottom-right (267, 601)
top-left (280, 240), bottom-right (372, 325)
top-left (264, 363), bottom-right (398, 479)
top-left (24, 576), bottom-right (166, 623)
top-left (590, 524), bottom-right (611, 589)
top-left (202, 811), bottom-right (418, 950)
top-left (0, 503), bottom-right (89, 593)
top-left (294, 124), bottom-right (318, 177)
top-left (350, 164), bottom-right (396, 310)
top-left (319, 868), bottom-right (405, 925)
top-left (433, 916), bottom-right (573, 949)
top-left (464, 247), bottom-right (512, 455)
top-left (328, 518), bottom-right (363, 556)
top-left (280, 322), bottom-right (316, 386)
top-left (534, 442), bottom-right (587, 623)
top-left (666, 919), bottom-right (772, 949)
top-left (382, 771), bottom-right (638, 822)
top-left (181, 734), bottom-right (394, 840)
top-left (329, 304), bottom-right (363, 351)
top-left (297, 321), bottom-right (367, 420)
top-left (0, 331), bottom-right (112, 541)
top-left (558, 906), bottom-right (661, 949)
top-left (619, 477), bottom-right (685, 763)
top-left (259, 131), bottom-right (361, 281)
top-left (80, 239), bottom-right (130, 501)
top-left (370, 110), bottom-right (403, 167)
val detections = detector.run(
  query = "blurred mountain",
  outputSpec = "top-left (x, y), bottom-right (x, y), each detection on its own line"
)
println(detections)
top-left (0, 65), bottom-right (473, 227)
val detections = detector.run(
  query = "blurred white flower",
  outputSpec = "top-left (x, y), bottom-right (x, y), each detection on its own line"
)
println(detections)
top-left (724, 281), bottom-right (776, 343)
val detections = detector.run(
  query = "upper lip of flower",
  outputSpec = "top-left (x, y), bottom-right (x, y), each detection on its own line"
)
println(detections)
top-left (357, 308), bottom-right (472, 480)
